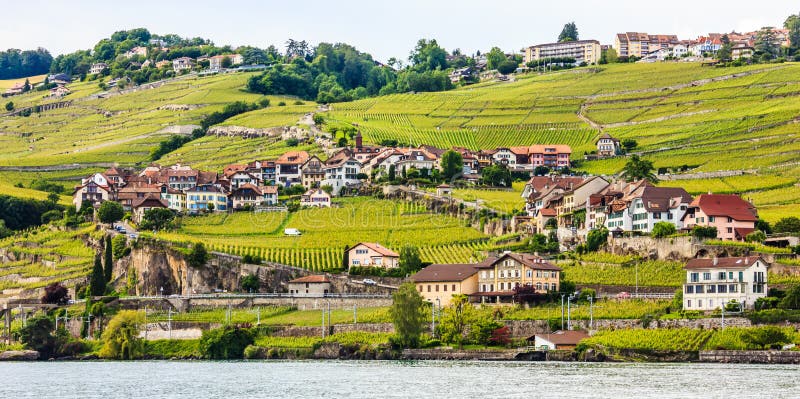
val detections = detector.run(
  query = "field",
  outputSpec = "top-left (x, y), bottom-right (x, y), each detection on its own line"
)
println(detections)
top-left (0, 224), bottom-right (97, 295)
top-left (0, 74), bottom-right (47, 90)
top-left (428, 181), bottom-right (527, 214)
top-left (150, 197), bottom-right (496, 270)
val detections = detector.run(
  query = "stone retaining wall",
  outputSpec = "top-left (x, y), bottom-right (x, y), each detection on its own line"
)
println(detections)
top-left (700, 350), bottom-right (800, 364)
top-left (402, 348), bottom-right (517, 360)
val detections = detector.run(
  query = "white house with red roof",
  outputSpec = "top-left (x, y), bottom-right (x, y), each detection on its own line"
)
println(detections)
top-left (346, 242), bottom-right (400, 269)
top-left (681, 194), bottom-right (758, 241)
top-left (73, 173), bottom-right (116, 210)
top-left (287, 275), bottom-right (331, 297)
top-left (683, 256), bottom-right (768, 311)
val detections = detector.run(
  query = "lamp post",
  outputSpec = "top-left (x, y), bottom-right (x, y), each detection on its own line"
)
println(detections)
top-left (560, 294), bottom-right (565, 330)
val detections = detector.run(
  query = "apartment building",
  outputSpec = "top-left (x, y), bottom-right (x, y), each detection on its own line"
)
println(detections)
top-left (524, 40), bottom-right (602, 65)
top-left (615, 32), bottom-right (680, 58)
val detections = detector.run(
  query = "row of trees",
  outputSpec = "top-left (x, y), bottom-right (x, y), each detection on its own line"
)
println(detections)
top-left (0, 48), bottom-right (53, 80)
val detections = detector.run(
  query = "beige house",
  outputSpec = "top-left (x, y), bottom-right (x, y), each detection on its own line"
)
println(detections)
top-left (287, 275), bottom-right (332, 297)
top-left (474, 252), bottom-right (561, 303)
top-left (346, 242), bottom-right (399, 269)
top-left (411, 263), bottom-right (479, 306)
top-left (300, 188), bottom-right (331, 207)
top-left (131, 196), bottom-right (169, 224)
top-left (524, 40), bottom-right (601, 65)
top-left (301, 155), bottom-right (325, 189)
top-left (73, 173), bottom-right (116, 210)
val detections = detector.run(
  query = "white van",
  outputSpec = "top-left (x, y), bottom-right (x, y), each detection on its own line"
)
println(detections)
top-left (284, 228), bottom-right (302, 236)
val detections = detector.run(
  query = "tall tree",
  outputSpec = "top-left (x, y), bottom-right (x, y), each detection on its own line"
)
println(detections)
top-left (408, 39), bottom-right (448, 72)
top-left (622, 155), bottom-right (659, 183)
top-left (717, 34), bottom-right (733, 61)
top-left (439, 294), bottom-right (476, 348)
top-left (440, 150), bottom-right (463, 180)
top-left (104, 235), bottom-right (113, 282)
top-left (389, 282), bottom-right (427, 348)
top-left (399, 245), bottom-right (423, 275)
top-left (558, 22), bottom-right (579, 42)
top-left (90, 254), bottom-right (106, 297)
top-left (486, 47), bottom-right (507, 70)
top-left (755, 27), bottom-right (779, 59)
top-left (97, 201), bottom-right (124, 224)
top-left (785, 12), bottom-right (800, 55)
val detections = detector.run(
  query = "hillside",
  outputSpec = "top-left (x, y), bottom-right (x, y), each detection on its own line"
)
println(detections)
top-left (320, 62), bottom-right (800, 222)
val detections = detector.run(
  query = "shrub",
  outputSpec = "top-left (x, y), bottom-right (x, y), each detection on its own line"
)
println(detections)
top-left (586, 228), bottom-right (609, 251)
top-left (692, 225), bottom-right (718, 239)
top-left (97, 201), bottom-right (124, 224)
top-left (745, 230), bottom-right (767, 243)
top-left (199, 325), bottom-right (255, 359)
top-left (651, 222), bottom-right (676, 238)
top-left (41, 282), bottom-right (70, 305)
top-left (18, 314), bottom-right (57, 359)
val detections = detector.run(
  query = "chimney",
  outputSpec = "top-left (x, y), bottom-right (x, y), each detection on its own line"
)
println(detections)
top-left (712, 256), bottom-right (718, 266)
top-left (355, 131), bottom-right (363, 149)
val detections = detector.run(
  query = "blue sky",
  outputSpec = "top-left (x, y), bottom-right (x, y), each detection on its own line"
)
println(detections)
top-left (1, 0), bottom-right (797, 61)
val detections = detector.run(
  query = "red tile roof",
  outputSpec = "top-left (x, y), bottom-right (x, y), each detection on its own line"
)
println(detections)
top-left (689, 194), bottom-right (758, 222)
top-left (530, 330), bottom-right (590, 345)
top-left (411, 264), bottom-right (478, 282)
top-left (289, 275), bottom-right (331, 283)
top-left (349, 242), bottom-right (399, 257)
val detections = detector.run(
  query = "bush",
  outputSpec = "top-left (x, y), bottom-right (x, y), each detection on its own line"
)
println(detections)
top-left (586, 228), bottom-right (609, 251)
top-left (41, 282), bottom-right (70, 305)
top-left (745, 230), bottom-right (767, 243)
top-left (241, 273), bottom-right (259, 292)
top-left (97, 201), bottom-right (124, 224)
top-left (692, 225), bottom-right (718, 239)
top-left (651, 222), bottom-right (676, 238)
top-left (18, 314), bottom-right (57, 359)
top-left (187, 242), bottom-right (209, 267)
top-left (199, 325), bottom-right (255, 359)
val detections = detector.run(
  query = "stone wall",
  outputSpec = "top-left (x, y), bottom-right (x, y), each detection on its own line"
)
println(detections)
top-left (402, 348), bottom-right (517, 360)
top-left (503, 317), bottom-right (752, 338)
top-left (608, 236), bottom-right (696, 260)
top-left (700, 350), bottom-right (800, 364)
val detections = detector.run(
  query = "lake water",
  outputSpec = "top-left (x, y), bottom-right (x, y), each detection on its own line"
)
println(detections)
top-left (2, 360), bottom-right (798, 398)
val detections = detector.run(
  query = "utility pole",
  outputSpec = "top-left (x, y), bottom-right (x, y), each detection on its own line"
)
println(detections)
top-left (321, 306), bottom-right (326, 338)
top-left (589, 295), bottom-right (594, 330)
top-left (431, 302), bottom-right (436, 337)
top-left (168, 309), bottom-right (173, 340)
top-left (256, 307), bottom-right (261, 326)
top-left (144, 306), bottom-right (148, 341)
top-left (567, 296), bottom-right (571, 330)
top-left (560, 294), bottom-right (565, 330)
top-left (353, 304), bottom-right (357, 324)
top-left (635, 263), bottom-right (639, 296)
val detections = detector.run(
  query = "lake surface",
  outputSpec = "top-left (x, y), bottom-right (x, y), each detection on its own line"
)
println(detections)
top-left (2, 360), bottom-right (798, 398)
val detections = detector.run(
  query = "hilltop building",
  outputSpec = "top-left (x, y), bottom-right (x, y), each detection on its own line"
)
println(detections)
top-left (523, 40), bottom-right (602, 65)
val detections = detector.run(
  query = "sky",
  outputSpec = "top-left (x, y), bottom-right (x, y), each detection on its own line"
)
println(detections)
top-left (1, 0), bottom-right (797, 62)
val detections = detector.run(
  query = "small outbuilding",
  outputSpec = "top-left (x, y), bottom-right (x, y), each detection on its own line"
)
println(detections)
top-left (528, 330), bottom-right (590, 350)
top-left (287, 275), bottom-right (331, 297)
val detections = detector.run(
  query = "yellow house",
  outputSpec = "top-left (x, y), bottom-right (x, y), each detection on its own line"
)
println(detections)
top-left (411, 264), bottom-right (479, 306)
top-left (474, 252), bottom-right (561, 303)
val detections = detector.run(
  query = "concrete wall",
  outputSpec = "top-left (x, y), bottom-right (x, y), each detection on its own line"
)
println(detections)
top-left (700, 350), bottom-right (800, 364)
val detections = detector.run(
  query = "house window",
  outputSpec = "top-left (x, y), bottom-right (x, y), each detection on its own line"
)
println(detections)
top-left (753, 284), bottom-right (764, 294)
top-left (727, 217), bottom-right (733, 223)
top-left (707, 285), bottom-right (716, 294)
top-left (481, 271), bottom-right (487, 279)
top-left (418, 285), bottom-right (422, 292)
top-left (727, 227), bottom-right (733, 234)
top-left (686, 285), bottom-right (694, 294)
top-left (443, 285), bottom-right (447, 292)
top-left (690, 273), bottom-right (699, 283)
top-left (703, 273), bottom-right (711, 281)
top-left (452, 284), bottom-right (456, 292)
top-left (728, 272), bottom-right (734, 280)
top-left (352, 260), bottom-right (360, 265)
top-left (536, 282), bottom-right (542, 290)
top-left (718, 285), bottom-right (727, 293)
top-left (489, 271), bottom-right (494, 278)
top-left (695, 285), bottom-right (704, 294)
top-left (515, 270), bottom-right (520, 278)
top-left (427, 285), bottom-right (431, 292)
top-left (718, 272), bottom-right (726, 280)
top-left (709, 216), bottom-right (715, 222)
top-left (526, 270), bottom-right (532, 278)
top-left (356, 249), bottom-right (368, 254)
top-left (698, 300), bottom-right (703, 308)
top-left (687, 299), bottom-right (692, 308)
top-left (536, 270), bottom-right (542, 278)
top-left (729, 284), bottom-right (737, 293)
top-left (739, 271), bottom-right (744, 281)
top-left (435, 285), bottom-right (439, 292)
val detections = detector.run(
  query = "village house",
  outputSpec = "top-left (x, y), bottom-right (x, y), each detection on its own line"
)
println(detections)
top-left (276, 151), bottom-right (310, 186)
top-left (49, 85), bottom-right (71, 98)
top-left (226, 170), bottom-right (260, 190)
top-left (346, 242), bottom-right (399, 269)
top-left (124, 46), bottom-right (148, 59)
top-left (473, 252), bottom-right (561, 303)
top-left (172, 57), bottom-right (194, 72)
top-left (615, 32), bottom-right (680, 58)
top-left (160, 186), bottom-right (187, 212)
top-left (529, 145), bottom-right (572, 169)
top-left (411, 263), bottom-right (479, 306)
top-left (681, 194), bottom-right (758, 241)
top-left (560, 176), bottom-right (610, 227)
top-left (588, 181), bottom-right (692, 234)
top-left (529, 330), bottom-right (590, 350)
top-left (3, 82), bottom-right (25, 96)
top-left (351, 132), bottom-right (383, 163)
top-left (287, 275), bottom-right (332, 297)
top-left (300, 155), bottom-right (325, 189)
top-left (321, 149), bottom-right (363, 195)
top-left (208, 54), bottom-right (244, 70)
top-left (155, 60), bottom-right (171, 69)
top-left (683, 257), bottom-right (768, 311)
top-left (89, 63), bottom-right (107, 75)
top-left (595, 133), bottom-right (621, 158)
top-left (131, 196), bottom-right (169, 224)
top-left (229, 184), bottom-right (270, 209)
top-left (117, 182), bottom-right (160, 212)
top-left (186, 184), bottom-right (228, 213)
top-left (299, 188), bottom-right (331, 208)
top-left (436, 184), bottom-right (452, 196)
top-left (73, 173), bottom-right (116, 210)
top-left (522, 176), bottom-right (587, 217)
top-left (395, 148), bottom-right (438, 176)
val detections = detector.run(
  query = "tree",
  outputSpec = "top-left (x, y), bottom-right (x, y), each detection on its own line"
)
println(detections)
top-left (755, 27), bottom-right (779, 59)
top-left (742, 326), bottom-right (791, 349)
top-left (388, 164), bottom-right (397, 181)
top-left (786, 12), bottom-right (800, 55)
top-left (558, 22), bottom-right (579, 42)
top-left (199, 325), bottom-right (255, 359)
top-left (187, 243), bottom-right (210, 268)
top-left (604, 48), bottom-right (618, 64)
top-left (97, 201), bottom-right (124, 224)
top-left (408, 39), bottom-right (448, 72)
top-left (440, 150), bottom-right (463, 180)
top-left (620, 138), bottom-right (638, 152)
top-left (586, 228), bottom-right (609, 251)
top-left (221, 56), bottom-right (232, 68)
top-left (480, 164), bottom-right (512, 187)
top-left (89, 254), bottom-right (106, 297)
top-left (99, 310), bottom-right (146, 360)
top-left (486, 47), bottom-right (507, 70)
top-left (399, 245), bottom-right (423, 275)
top-left (389, 282), bottom-right (427, 348)
top-left (241, 274), bottom-right (259, 293)
top-left (651, 221), bottom-right (676, 238)
top-left (756, 219), bottom-right (772, 234)
top-left (4, 101), bottom-right (12, 111)
top-left (496, 60), bottom-right (519, 75)
top-left (779, 285), bottom-right (800, 309)
top-left (745, 230), bottom-right (767, 243)
top-left (139, 208), bottom-right (175, 231)
top-left (18, 314), bottom-right (58, 359)
top-left (717, 34), bottom-right (733, 61)
top-left (112, 234), bottom-right (127, 260)
top-left (41, 282), bottom-right (69, 305)
top-left (439, 294), bottom-right (475, 348)
top-left (46, 191), bottom-right (60, 205)
top-left (774, 217), bottom-right (800, 234)
top-left (622, 155), bottom-right (658, 183)
top-left (104, 235), bottom-right (113, 282)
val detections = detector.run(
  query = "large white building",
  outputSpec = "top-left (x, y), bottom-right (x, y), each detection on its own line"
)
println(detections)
top-left (683, 257), bottom-right (768, 311)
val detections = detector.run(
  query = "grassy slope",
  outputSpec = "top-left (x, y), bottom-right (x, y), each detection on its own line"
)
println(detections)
top-left (0, 74), bottom-right (47, 90)
top-left (321, 62), bottom-right (800, 223)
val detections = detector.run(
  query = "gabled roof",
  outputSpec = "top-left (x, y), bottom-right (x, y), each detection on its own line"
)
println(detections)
top-left (230, 183), bottom-right (263, 196)
top-left (688, 194), bottom-right (758, 222)
top-left (411, 264), bottom-right (478, 282)
top-left (348, 242), bottom-right (399, 257)
top-left (637, 185), bottom-right (692, 212)
top-left (131, 196), bottom-right (169, 209)
top-left (684, 256), bottom-right (765, 270)
top-left (476, 252), bottom-right (561, 271)
top-left (289, 275), bottom-right (330, 284)
top-left (277, 151), bottom-right (310, 165)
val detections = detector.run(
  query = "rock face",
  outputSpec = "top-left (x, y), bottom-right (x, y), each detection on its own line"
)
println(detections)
top-left (0, 350), bottom-right (40, 361)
